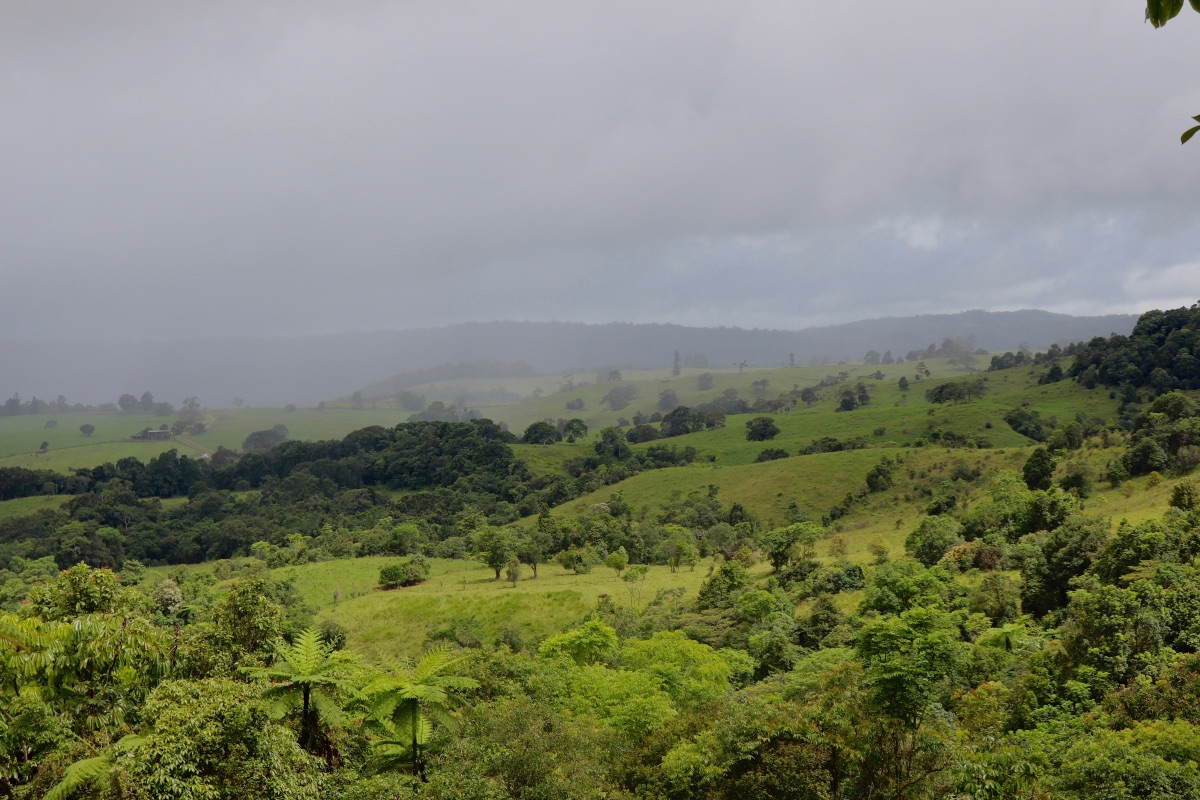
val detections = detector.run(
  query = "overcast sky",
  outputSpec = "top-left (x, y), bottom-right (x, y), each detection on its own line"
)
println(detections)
top-left (3, 1), bottom-right (1198, 341)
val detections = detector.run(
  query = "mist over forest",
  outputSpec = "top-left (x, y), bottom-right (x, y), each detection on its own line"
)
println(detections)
top-left (0, 310), bottom-right (1136, 409)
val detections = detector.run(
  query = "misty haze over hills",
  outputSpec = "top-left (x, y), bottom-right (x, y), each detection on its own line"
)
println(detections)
top-left (0, 310), bottom-right (1137, 409)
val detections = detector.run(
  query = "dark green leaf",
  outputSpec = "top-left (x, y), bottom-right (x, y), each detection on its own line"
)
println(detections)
top-left (1182, 125), bottom-right (1200, 145)
top-left (1147, 0), bottom-right (1186, 26)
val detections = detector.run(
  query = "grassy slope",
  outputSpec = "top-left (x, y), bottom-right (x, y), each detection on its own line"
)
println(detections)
top-left (0, 356), bottom-right (1148, 548)
top-left (151, 556), bottom-right (743, 661)
top-left (224, 363), bottom-right (1177, 660)
top-left (0, 407), bottom-right (414, 471)
top-left (0, 494), bottom-right (67, 520)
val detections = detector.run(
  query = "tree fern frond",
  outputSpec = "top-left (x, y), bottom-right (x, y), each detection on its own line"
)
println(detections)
top-left (276, 628), bottom-right (331, 675)
top-left (310, 689), bottom-right (345, 727)
top-left (43, 752), bottom-right (115, 800)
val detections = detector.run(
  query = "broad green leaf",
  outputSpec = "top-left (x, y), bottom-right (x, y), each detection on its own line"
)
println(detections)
top-left (1146, 0), bottom-right (1186, 26)
top-left (1183, 124), bottom-right (1200, 145)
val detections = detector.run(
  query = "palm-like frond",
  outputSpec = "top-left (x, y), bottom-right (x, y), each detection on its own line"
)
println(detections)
top-left (42, 735), bottom-right (144, 800)
top-left (359, 644), bottom-right (479, 774)
top-left (0, 614), bottom-right (65, 688)
top-left (241, 627), bottom-right (361, 755)
top-left (244, 628), bottom-right (359, 690)
top-left (42, 752), bottom-right (115, 800)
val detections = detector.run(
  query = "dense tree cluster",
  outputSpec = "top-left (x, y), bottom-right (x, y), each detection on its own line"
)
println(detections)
top-left (1105, 390), bottom-right (1200, 483)
top-left (1069, 303), bottom-right (1200, 391)
top-left (0, 420), bottom-right (701, 574)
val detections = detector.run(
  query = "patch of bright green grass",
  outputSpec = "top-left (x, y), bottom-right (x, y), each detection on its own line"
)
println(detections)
top-left (288, 556), bottom-right (767, 661)
top-left (0, 494), bottom-right (67, 520)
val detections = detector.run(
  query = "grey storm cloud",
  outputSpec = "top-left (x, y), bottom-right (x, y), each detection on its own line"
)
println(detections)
top-left (2, 1), bottom-right (1198, 340)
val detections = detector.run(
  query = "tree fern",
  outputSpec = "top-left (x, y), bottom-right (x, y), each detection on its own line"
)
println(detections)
top-left (42, 734), bottom-right (144, 800)
top-left (241, 627), bottom-right (360, 758)
top-left (358, 644), bottom-right (478, 775)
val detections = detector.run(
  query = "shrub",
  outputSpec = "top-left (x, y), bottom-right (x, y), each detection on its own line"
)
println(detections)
top-left (318, 619), bottom-right (349, 650)
top-left (755, 448), bottom-right (789, 463)
top-left (379, 555), bottom-right (431, 589)
top-left (1171, 479), bottom-right (1199, 511)
top-left (745, 417), bottom-right (780, 441)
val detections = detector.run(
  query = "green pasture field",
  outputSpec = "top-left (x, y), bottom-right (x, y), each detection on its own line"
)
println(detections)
top-left (0, 407), bottom-right (414, 473)
top-left (0, 494), bottom-right (67, 519)
top-left (0, 357), bottom-right (1108, 477)
top-left (150, 556), bottom-right (761, 661)
top-left (539, 446), bottom-right (1025, 557)
top-left (509, 442), bottom-right (589, 476)
top-left (326, 558), bottom-right (751, 661)
top-left (0, 410), bottom-right (177, 460)
top-left (458, 358), bottom-right (1113, 464)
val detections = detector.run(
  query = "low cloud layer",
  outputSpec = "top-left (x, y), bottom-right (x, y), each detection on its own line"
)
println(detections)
top-left (3, 1), bottom-right (1198, 340)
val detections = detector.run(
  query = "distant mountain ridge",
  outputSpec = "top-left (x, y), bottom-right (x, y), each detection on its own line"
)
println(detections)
top-left (0, 310), bottom-right (1138, 408)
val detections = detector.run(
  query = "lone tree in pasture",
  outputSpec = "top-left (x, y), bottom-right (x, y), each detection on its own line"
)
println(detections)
top-left (925, 379), bottom-right (986, 404)
top-left (605, 546), bottom-right (629, 577)
top-left (379, 557), bottom-right (431, 589)
top-left (474, 526), bottom-right (515, 580)
top-left (745, 416), bottom-right (780, 441)
top-left (505, 556), bottom-right (523, 587)
top-left (623, 564), bottom-right (649, 607)
top-left (562, 418), bottom-right (588, 442)
top-left (523, 420), bottom-right (561, 444)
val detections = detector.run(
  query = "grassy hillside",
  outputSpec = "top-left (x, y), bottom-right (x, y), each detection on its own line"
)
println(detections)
top-left (147, 556), bottom-right (745, 661)
top-left (0, 355), bottom-right (1115, 477)
top-left (0, 353), bottom-right (1155, 570)
top-left (0, 406), bottom-right (414, 471)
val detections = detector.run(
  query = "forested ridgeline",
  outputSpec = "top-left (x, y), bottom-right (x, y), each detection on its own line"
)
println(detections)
top-left (1, 310), bottom-right (1137, 407)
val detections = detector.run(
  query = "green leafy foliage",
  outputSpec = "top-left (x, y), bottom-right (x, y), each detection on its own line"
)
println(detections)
top-left (359, 645), bottom-right (479, 774)
top-left (242, 628), bottom-right (361, 757)
top-left (539, 618), bottom-right (619, 666)
top-left (119, 678), bottom-right (324, 800)
top-left (379, 555), bottom-right (431, 589)
top-left (904, 516), bottom-right (965, 567)
top-left (744, 416), bottom-right (780, 441)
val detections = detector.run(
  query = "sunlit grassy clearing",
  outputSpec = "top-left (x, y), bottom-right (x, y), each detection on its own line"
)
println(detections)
top-left (166, 556), bottom-right (750, 661)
